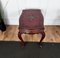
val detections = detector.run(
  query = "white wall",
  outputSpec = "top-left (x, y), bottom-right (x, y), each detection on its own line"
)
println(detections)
top-left (1, 0), bottom-right (60, 25)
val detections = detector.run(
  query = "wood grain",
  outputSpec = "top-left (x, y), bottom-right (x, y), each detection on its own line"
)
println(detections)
top-left (0, 25), bottom-right (60, 42)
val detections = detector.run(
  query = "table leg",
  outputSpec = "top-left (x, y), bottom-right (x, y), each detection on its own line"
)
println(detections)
top-left (39, 32), bottom-right (45, 48)
top-left (40, 32), bottom-right (45, 43)
top-left (18, 32), bottom-right (25, 46)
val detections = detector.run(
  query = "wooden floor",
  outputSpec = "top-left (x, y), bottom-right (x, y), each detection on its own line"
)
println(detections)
top-left (0, 25), bottom-right (60, 42)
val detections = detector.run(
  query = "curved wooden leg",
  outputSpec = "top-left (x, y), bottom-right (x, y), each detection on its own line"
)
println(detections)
top-left (18, 32), bottom-right (25, 46)
top-left (40, 32), bottom-right (45, 43)
top-left (39, 32), bottom-right (45, 48)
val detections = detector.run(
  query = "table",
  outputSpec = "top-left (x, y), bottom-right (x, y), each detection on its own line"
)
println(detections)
top-left (18, 9), bottom-right (45, 46)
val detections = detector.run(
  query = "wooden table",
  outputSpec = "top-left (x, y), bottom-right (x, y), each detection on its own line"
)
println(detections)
top-left (18, 9), bottom-right (45, 46)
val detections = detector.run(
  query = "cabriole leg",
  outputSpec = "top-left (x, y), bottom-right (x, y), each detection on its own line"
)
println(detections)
top-left (18, 32), bottom-right (25, 46)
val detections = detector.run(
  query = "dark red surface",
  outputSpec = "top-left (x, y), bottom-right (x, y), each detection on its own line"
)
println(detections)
top-left (18, 9), bottom-right (45, 46)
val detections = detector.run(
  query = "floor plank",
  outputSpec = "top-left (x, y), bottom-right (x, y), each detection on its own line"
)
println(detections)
top-left (0, 25), bottom-right (60, 42)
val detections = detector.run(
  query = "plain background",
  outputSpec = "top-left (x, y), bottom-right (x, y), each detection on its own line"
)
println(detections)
top-left (0, 0), bottom-right (60, 25)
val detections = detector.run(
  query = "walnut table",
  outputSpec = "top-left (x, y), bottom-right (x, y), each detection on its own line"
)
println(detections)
top-left (18, 9), bottom-right (45, 46)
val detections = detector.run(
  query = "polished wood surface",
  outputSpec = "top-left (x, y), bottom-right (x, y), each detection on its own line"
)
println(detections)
top-left (0, 25), bottom-right (60, 42)
top-left (18, 9), bottom-right (45, 45)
